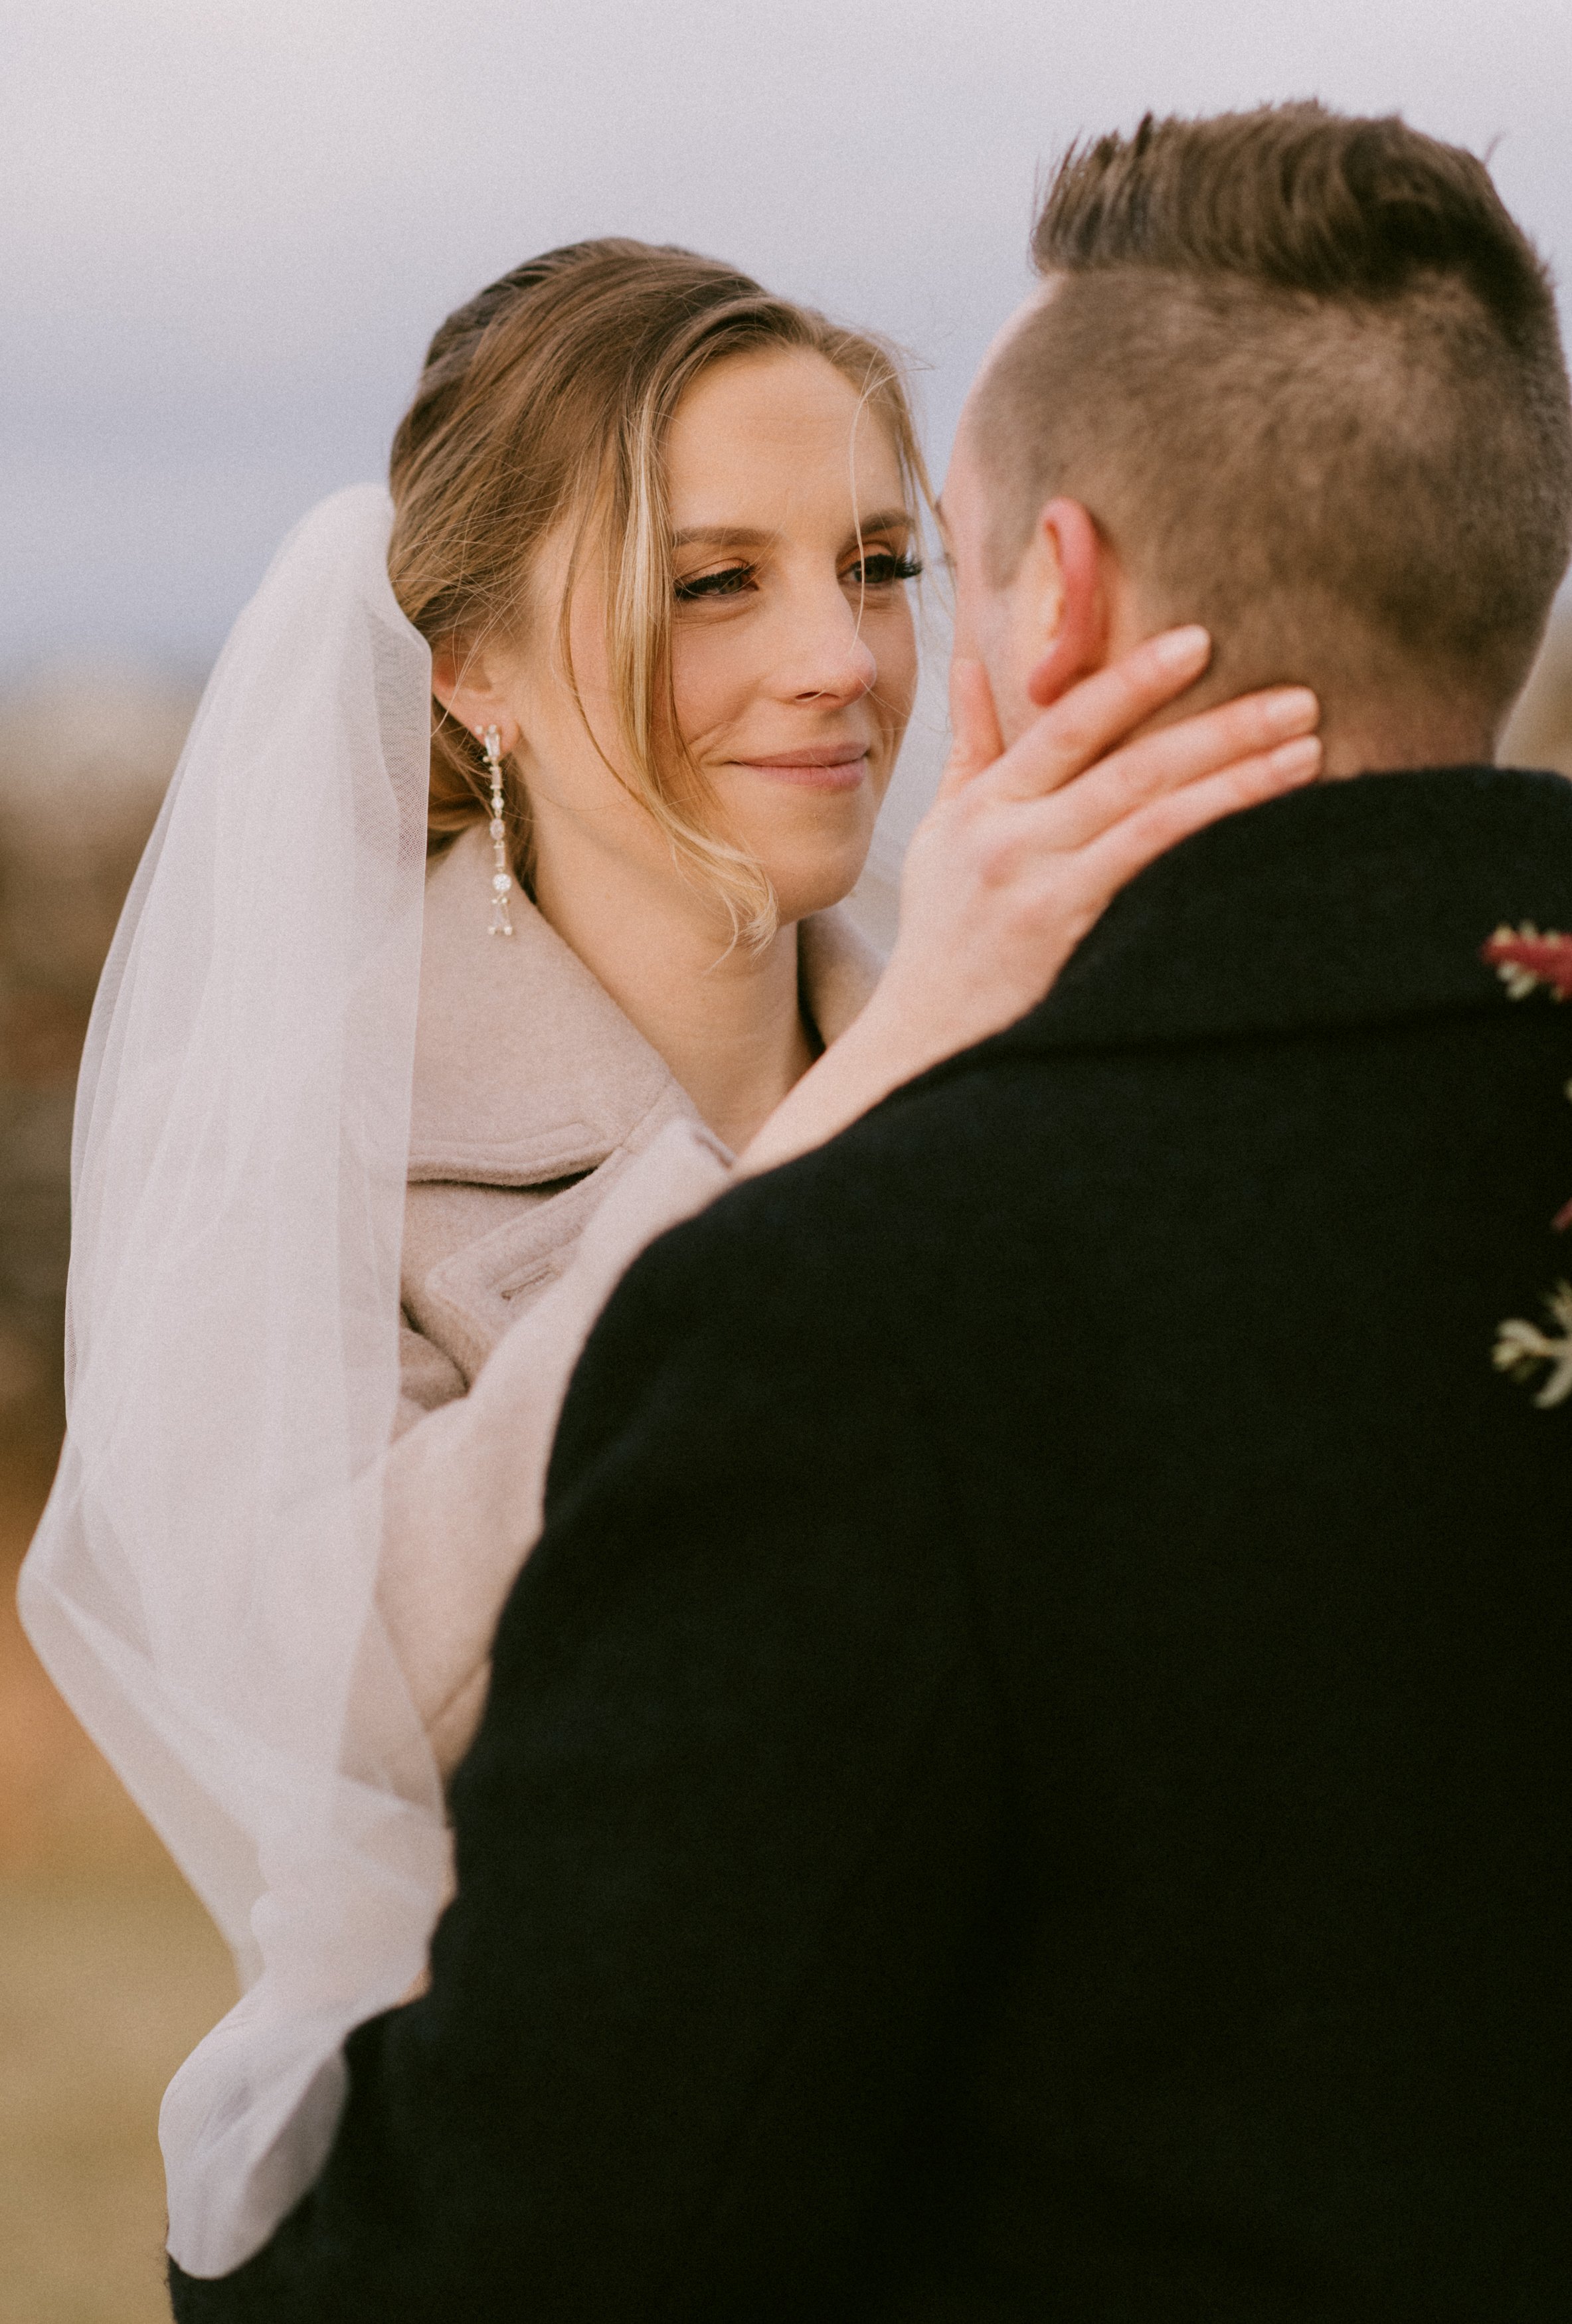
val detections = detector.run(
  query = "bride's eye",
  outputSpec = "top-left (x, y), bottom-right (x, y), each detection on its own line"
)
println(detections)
top-left (845, 550), bottom-right (924, 590)
top-left (674, 563), bottom-right (757, 603)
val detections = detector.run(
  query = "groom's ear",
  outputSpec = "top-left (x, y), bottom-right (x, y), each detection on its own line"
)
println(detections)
top-left (1021, 499), bottom-right (1110, 708)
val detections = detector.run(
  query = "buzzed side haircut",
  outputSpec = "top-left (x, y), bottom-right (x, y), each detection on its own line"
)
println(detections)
top-left (974, 104), bottom-right (1572, 718)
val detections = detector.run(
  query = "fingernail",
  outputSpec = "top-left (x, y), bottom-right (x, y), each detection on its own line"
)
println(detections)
top-left (1154, 623), bottom-right (1210, 669)
top-left (1270, 736), bottom-right (1321, 780)
top-left (1264, 686), bottom-right (1319, 734)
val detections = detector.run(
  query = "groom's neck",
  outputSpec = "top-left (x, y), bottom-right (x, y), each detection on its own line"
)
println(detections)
top-left (1312, 697), bottom-right (1499, 779)
top-left (1094, 588), bottom-right (1502, 780)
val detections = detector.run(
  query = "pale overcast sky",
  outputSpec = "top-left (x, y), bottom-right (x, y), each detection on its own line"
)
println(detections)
top-left (4, 0), bottom-right (1571, 695)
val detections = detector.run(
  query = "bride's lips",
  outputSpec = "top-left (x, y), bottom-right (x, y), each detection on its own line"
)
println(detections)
top-left (731, 746), bottom-right (869, 791)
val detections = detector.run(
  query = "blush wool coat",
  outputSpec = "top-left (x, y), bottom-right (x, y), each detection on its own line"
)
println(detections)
top-left (377, 821), bottom-right (883, 1770)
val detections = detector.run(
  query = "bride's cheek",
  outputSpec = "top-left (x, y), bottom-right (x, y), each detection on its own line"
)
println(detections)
top-left (873, 604), bottom-right (920, 724)
top-left (667, 630), bottom-right (741, 751)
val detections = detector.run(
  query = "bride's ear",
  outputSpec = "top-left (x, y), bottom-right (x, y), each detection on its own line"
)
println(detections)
top-left (1021, 498), bottom-right (1110, 709)
top-left (430, 637), bottom-right (520, 753)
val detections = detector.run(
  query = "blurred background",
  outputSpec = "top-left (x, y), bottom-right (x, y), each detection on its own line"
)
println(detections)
top-left (3, 3), bottom-right (1572, 2315)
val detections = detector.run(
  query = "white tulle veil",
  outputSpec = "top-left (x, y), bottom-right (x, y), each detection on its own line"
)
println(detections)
top-left (18, 485), bottom-right (450, 2276)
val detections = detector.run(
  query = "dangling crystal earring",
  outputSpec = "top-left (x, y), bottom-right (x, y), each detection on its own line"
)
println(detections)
top-left (480, 726), bottom-right (514, 937)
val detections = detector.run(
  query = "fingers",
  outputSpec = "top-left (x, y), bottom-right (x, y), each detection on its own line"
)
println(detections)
top-left (937, 658), bottom-right (1006, 797)
top-left (1033, 683), bottom-right (1319, 851)
top-left (1069, 733), bottom-right (1322, 896)
top-left (980, 624), bottom-right (1213, 803)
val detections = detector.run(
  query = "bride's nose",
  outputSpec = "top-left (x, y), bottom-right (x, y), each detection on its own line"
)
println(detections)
top-left (774, 588), bottom-right (879, 706)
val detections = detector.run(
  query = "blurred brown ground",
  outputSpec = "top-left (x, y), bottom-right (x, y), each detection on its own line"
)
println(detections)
top-left (0, 1407), bottom-right (234, 2324)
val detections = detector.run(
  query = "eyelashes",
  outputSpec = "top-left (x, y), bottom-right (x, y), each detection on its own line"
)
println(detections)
top-left (855, 552), bottom-right (924, 588)
top-left (673, 566), bottom-right (756, 603)
top-left (673, 551), bottom-right (923, 604)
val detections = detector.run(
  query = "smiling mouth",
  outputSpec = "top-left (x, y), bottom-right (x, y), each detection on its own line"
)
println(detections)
top-left (733, 749), bottom-right (870, 791)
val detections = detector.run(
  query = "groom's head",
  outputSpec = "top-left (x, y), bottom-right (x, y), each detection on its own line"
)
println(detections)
top-left (947, 104), bottom-right (1572, 773)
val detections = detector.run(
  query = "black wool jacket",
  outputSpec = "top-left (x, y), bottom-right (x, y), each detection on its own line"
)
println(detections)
top-left (173, 766), bottom-right (1572, 2324)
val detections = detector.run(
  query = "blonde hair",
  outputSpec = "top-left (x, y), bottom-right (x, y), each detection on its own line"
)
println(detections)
top-left (388, 238), bottom-right (928, 944)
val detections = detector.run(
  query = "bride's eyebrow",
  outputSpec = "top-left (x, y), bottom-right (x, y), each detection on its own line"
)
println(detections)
top-left (670, 525), bottom-right (774, 550)
top-left (845, 507), bottom-right (914, 545)
top-left (670, 509), bottom-right (914, 554)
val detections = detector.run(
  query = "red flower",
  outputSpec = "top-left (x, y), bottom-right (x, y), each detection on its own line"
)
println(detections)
top-left (1483, 927), bottom-right (1572, 1307)
top-left (1482, 923), bottom-right (1572, 1001)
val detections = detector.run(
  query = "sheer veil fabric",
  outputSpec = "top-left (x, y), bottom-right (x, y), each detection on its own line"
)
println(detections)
top-left (18, 487), bottom-right (452, 2275)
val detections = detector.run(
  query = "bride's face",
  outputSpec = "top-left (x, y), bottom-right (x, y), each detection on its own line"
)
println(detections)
top-left (481, 347), bottom-right (919, 928)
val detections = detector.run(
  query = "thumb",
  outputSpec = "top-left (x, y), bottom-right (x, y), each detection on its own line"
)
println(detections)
top-left (937, 656), bottom-right (1006, 798)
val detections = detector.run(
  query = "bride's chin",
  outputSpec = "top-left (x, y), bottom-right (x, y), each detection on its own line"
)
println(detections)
top-left (726, 785), bottom-right (883, 922)
top-left (764, 842), bottom-right (877, 925)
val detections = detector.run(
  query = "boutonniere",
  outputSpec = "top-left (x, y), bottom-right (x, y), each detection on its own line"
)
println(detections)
top-left (1483, 924), bottom-right (1572, 1406)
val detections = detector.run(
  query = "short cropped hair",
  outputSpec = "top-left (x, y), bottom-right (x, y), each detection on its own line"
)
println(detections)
top-left (973, 104), bottom-right (1572, 716)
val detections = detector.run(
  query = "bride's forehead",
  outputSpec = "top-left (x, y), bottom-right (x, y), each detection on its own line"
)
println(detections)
top-left (665, 353), bottom-right (904, 516)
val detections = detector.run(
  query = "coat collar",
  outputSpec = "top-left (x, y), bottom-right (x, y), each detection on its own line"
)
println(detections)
top-left (984, 765), bottom-right (1572, 1062)
top-left (408, 821), bottom-right (885, 1185)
